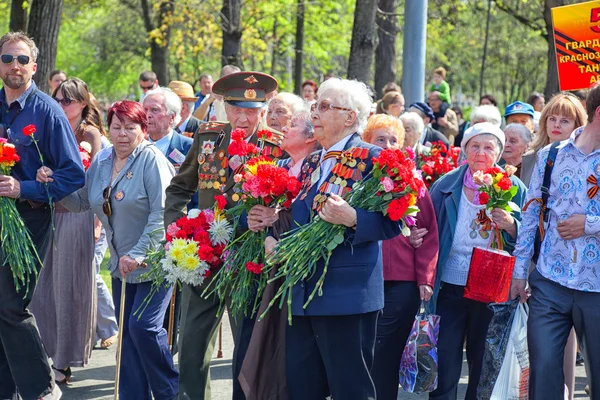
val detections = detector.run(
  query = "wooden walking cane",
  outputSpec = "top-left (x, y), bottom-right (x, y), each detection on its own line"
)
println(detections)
top-left (217, 322), bottom-right (223, 358)
top-left (114, 277), bottom-right (127, 400)
top-left (167, 289), bottom-right (176, 351)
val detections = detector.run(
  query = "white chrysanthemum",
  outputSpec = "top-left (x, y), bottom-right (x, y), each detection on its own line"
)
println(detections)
top-left (187, 208), bottom-right (201, 219)
top-left (161, 254), bottom-right (210, 287)
top-left (209, 218), bottom-right (233, 246)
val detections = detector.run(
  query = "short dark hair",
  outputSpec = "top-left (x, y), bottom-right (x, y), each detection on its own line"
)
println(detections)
top-left (107, 100), bottom-right (149, 133)
top-left (572, 89), bottom-right (589, 101)
top-left (382, 81), bottom-right (401, 94)
top-left (526, 92), bottom-right (544, 106)
top-left (586, 82), bottom-right (600, 123)
top-left (49, 70), bottom-right (66, 80)
top-left (139, 71), bottom-right (157, 82)
top-left (0, 31), bottom-right (38, 62)
top-left (479, 94), bottom-right (497, 107)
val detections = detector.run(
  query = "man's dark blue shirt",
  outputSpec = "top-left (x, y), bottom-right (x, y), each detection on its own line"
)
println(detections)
top-left (0, 81), bottom-right (85, 202)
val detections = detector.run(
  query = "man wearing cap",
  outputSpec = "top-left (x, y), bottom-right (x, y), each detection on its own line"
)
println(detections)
top-left (505, 101), bottom-right (535, 133)
top-left (164, 71), bottom-right (283, 400)
top-left (169, 80), bottom-right (202, 138)
top-left (408, 101), bottom-right (450, 146)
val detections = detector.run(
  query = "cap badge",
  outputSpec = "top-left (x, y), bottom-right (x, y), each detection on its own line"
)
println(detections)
top-left (244, 75), bottom-right (258, 84)
top-left (244, 89), bottom-right (257, 100)
top-left (514, 104), bottom-right (522, 110)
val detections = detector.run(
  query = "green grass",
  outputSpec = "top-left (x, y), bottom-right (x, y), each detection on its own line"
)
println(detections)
top-left (100, 251), bottom-right (112, 291)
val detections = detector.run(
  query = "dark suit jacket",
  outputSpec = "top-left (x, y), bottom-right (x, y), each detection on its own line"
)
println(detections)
top-left (288, 133), bottom-right (401, 316)
top-left (423, 126), bottom-right (450, 146)
top-left (180, 116), bottom-right (202, 138)
top-left (166, 132), bottom-right (197, 209)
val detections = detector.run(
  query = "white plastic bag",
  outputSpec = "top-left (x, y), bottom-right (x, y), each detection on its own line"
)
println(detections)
top-left (490, 303), bottom-right (529, 400)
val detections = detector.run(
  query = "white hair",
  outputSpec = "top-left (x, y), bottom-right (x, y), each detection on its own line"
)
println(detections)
top-left (400, 112), bottom-right (425, 135)
top-left (470, 105), bottom-right (501, 127)
top-left (274, 92), bottom-right (306, 115)
top-left (317, 78), bottom-right (373, 134)
top-left (145, 87), bottom-right (182, 127)
top-left (504, 123), bottom-right (534, 144)
top-left (183, 101), bottom-right (195, 114)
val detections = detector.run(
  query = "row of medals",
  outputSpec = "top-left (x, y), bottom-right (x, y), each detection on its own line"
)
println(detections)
top-left (312, 155), bottom-right (366, 206)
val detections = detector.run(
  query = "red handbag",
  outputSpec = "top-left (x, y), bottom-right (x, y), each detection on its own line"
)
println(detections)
top-left (464, 246), bottom-right (515, 304)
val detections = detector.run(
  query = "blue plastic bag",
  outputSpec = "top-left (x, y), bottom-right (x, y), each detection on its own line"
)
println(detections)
top-left (399, 301), bottom-right (440, 393)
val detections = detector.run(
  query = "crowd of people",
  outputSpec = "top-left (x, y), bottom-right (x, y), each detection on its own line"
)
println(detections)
top-left (1, 30), bottom-right (600, 400)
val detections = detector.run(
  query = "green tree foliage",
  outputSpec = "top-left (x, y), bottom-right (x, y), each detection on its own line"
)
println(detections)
top-left (1, 0), bottom-right (561, 107)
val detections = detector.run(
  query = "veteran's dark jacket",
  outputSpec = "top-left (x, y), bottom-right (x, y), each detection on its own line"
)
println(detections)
top-left (288, 133), bottom-right (401, 316)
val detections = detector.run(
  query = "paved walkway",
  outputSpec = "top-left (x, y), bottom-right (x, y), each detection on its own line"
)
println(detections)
top-left (62, 315), bottom-right (590, 399)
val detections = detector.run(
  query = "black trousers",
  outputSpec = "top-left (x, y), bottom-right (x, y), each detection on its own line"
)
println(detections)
top-left (371, 281), bottom-right (421, 400)
top-left (0, 202), bottom-right (53, 400)
top-left (232, 314), bottom-right (256, 400)
top-left (429, 283), bottom-right (493, 400)
top-left (286, 311), bottom-right (379, 400)
top-left (528, 268), bottom-right (600, 400)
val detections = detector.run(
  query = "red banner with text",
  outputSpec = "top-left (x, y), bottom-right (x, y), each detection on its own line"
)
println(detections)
top-left (552, 1), bottom-right (600, 91)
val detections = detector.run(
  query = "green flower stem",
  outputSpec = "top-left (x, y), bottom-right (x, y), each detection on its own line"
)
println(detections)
top-left (30, 135), bottom-right (54, 234)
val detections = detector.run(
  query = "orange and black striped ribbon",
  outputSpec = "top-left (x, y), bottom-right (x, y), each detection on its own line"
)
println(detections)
top-left (587, 175), bottom-right (599, 199)
top-left (322, 150), bottom-right (343, 162)
top-left (523, 198), bottom-right (546, 242)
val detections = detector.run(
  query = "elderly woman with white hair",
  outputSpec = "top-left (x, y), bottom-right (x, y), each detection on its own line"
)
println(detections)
top-left (400, 111), bottom-right (427, 156)
top-left (499, 123), bottom-right (534, 179)
top-left (429, 123), bottom-right (527, 399)
top-left (267, 92), bottom-right (306, 132)
top-left (266, 78), bottom-right (402, 400)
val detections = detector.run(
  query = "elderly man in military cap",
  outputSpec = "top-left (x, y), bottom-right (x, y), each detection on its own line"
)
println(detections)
top-left (168, 80), bottom-right (203, 138)
top-left (164, 71), bottom-right (283, 400)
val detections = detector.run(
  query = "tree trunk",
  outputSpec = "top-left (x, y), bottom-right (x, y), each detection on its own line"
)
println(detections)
top-left (543, 0), bottom-right (562, 99)
top-left (293, 0), bottom-right (305, 95)
top-left (27, 0), bottom-right (63, 93)
top-left (347, 0), bottom-right (378, 84)
top-left (270, 18), bottom-right (278, 77)
top-left (479, 0), bottom-right (492, 98)
top-left (374, 0), bottom-right (398, 98)
top-left (10, 0), bottom-right (28, 32)
top-left (221, 0), bottom-right (242, 68)
top-left (140, 0), bottom-right (174, 86)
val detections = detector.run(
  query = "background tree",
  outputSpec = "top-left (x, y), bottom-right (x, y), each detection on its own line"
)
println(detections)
top-left (28, 0), bottom-right (64, 93)
top-left (293, 0), bottom-right (305, 94)
top-left (374, 0), bottom-right (400, 97)
top-left (221, 0), bottom-right (242, 67)
top-left (9, 0), bottom-right (28, 33)
top-left (138, 0), bottom-right (175, 85)
top-left (347, 0), bottom-right (378, 84)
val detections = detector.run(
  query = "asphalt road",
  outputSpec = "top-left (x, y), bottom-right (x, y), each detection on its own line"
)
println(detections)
top-left (62, 314), bottom-right (590, 399)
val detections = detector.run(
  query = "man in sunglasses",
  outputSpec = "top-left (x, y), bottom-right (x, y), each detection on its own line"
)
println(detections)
top-left (164, 71), bottom-right (284, 400)
top-left (0, 32), bottom-right (85, 400)
top-left (138, 70), bottom-right (159, 102)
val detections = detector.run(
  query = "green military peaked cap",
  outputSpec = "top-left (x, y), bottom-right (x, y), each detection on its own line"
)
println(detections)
top-left (212, 71), bottom-right (278, 109)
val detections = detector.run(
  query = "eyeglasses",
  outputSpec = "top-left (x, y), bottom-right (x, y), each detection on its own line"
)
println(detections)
top-left (0, 54), bottom-right (31, 66)
top-left (310, 101), bottom-right (352, 114)
top-left (53, 97), bottom-right (74, 106)
top-left (102, 186), bottom-right (113, 216)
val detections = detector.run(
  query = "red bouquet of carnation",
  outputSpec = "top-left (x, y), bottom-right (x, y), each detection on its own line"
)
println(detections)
top-left (204, 154), bottom-right (301, 317)
top-left (417, 141), bottom-right (460, 188)
top-left (264, 148), bottom-right (425, 324)
top-left (136, 201), bottom-right (233, 316)
top-left (0, 138), bottom-right (42, 293)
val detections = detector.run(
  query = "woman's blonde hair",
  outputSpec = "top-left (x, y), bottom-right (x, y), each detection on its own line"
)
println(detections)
top-left (363, 114), bottom-right (405, 147)
top-left (532, 93), bottom-right (587, 152)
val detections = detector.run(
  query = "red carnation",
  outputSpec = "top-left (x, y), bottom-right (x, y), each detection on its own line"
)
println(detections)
top-left (175, 230), bottom-right (188, 239)
top-left (214, 194), bottom-right (228, 210)
top-left (478, 192), bottom-right (490, 205)
top-left (22, 124), bottom-right (36, 136)
top-left (245, 261), bottom-right (264, 274)
top-left (193, 230), bottom-right (211, 245)
top-left (231, 128), bottom-right (247, 141)
top-left (257, 129), bottom-right (273, 140)
top-left (198, 245), bottom-right (215, 262)
top-left (387, 197), bottom-right (410, 221)
top-left (497, 176), bottom-right (512, 191)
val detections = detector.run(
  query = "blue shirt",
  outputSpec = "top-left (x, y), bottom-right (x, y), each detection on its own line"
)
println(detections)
top-left (194, 92), bottom-right (207, 110)
top-left (513, 127), bottom-right (600, 292)
top-left (0, 81), bottom-right (85, 202)
top-left (148, 131), bottom-right (173, 156)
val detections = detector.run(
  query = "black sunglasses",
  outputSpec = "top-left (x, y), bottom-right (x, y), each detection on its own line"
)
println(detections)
top-left (102, 186), bottom-right (113, 216)
top-left (0, 54), bottom-right (31, 66)
top-left (140, 84), bottom-right (155, 91)
top-left (53, 97), bottom-right (74, 106)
